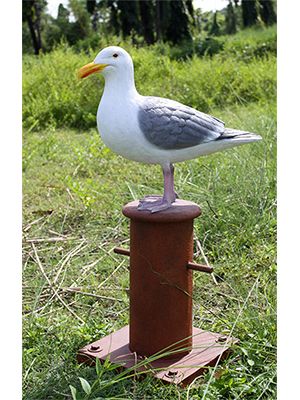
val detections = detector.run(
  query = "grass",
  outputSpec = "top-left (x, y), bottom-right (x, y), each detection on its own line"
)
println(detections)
top-left (23, 100), bottom-right (276, 399)
top-left (23, 26), bottom-right (276, 399)
top-left (22, 40), bottom-right (276, 133)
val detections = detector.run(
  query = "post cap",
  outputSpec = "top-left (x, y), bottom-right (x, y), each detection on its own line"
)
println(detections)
top-left (122, 199), bottom-right (201, 223)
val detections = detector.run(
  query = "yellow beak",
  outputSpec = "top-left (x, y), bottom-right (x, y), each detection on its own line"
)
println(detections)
top-left (77, 62), bottom-right (108, 79)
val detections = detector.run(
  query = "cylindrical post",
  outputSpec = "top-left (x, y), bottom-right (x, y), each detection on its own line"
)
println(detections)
top-left (122, 199), bottom-right (201, 359)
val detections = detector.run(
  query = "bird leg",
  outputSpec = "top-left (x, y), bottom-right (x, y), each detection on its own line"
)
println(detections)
top-left (138, 164), bottom-right (177, 213)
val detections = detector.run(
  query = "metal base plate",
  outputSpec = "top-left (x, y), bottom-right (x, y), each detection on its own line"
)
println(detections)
top-left (77, 325), bottom-right (238, 386)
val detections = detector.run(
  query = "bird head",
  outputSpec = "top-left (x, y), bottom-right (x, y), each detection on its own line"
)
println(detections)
top-left (78, 46), bottom-right (133, 80)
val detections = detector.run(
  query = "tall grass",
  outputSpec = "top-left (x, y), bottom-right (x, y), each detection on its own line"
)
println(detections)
top-left (23, 41), bottom-right (276, 132)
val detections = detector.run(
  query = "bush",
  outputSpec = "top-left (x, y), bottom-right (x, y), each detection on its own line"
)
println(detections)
top-left (23, 29), bottom-right (276, 130)
top-left (220, 26), bottom-right (277, 61)
top-left (195, 36), bottom-right (225, 57)
top-left (169, 26), bottom-right (276, 60)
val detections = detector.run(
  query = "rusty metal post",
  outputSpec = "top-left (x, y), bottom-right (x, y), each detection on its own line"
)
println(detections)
top-left (78, 199), bottom-right (238, 385)
top-left (122, 199), bottom-right (201, 358)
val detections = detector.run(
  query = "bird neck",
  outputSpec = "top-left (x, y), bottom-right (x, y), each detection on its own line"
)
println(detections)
top-left (102, 69), bottom-right (138, 99)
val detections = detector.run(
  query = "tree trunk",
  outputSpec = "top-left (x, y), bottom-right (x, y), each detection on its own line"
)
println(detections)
top-left (34, 1), bottom-right (42, 52)
top-left (241, 0), bottom-right (258, 27)
top-left (259, 0), bottom-right (277, 26)
top-left (155, 0), bottom-right (162, 41)
top-left (226, 0), bottom-right (237, 34)
top-left (139, 0), bottom-right (155, 44)
top-left (26, 15), bottom-right (40, 55)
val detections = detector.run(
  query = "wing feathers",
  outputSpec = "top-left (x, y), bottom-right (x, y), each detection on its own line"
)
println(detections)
top-left (138, 96), bottom-right (224, 150)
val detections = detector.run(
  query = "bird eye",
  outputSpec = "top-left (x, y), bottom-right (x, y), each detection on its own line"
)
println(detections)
top-left (113, 53), bottom-right (118, 58)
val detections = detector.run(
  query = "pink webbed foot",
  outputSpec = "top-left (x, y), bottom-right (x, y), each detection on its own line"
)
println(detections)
top-left (138, 196), bottom-right (175, 213)
top-left (137, 163), bottom-right (177, 213)
top-left (138, 196), bottom-right (163, 211)
top-left (138, 194), bottom-right (161, 204)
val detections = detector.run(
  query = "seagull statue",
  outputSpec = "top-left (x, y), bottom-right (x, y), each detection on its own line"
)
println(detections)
top-left (78, 46), bottom-right (261, 213)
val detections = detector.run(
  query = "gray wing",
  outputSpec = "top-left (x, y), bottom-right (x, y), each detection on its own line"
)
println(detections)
top-left (138, 96), bottom-right (225, 150)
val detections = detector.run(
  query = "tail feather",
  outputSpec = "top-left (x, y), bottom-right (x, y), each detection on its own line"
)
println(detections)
top-left (218, 128), bottom-right (262, 142)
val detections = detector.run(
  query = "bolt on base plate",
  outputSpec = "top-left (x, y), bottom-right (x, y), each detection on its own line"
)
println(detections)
top-left (77, 325), bottom-right (238, 386)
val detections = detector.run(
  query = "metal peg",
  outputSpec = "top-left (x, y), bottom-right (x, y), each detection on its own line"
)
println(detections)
top-left (114, 247), bottom-right (130, 256)
top-left (114, 247), bottom-right (213, 273)
top-left (186, 261), bottom-right (213, 274)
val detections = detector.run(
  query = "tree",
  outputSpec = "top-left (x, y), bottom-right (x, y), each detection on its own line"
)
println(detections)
top-left (139, 0), bottom-right (155, 44)
top-left (57, 3), bottom-right (70, 32)
top-left (44, 3), bottom-right (71, 50)
top-left (107, 0), bottom-right (193, 45)
top-left (165, 0), bottom-right (192, 44)
top-left (154, 0), bottom-right (162, 41)
top-left (185, 0), bottom-right (195, 25)
top-left (225, 0), bottom-right (237, 34)
top-left (68, 0), bottom-right (92, 43)
top-left (154, 0), bottom-right (170, 42)
top-left (241, 0), bottom-right (258, 27)
top-left (22, 0), bottom-right (47, 55)
top-left (116, 0), bottom-right (141, 38)
top-left (58, 3), bottom-right (70, 20)
top-left (193, 7), bottom-right (203, 33)
top-left (258, 0), bottom-right (276, 26)
top-left (86, 0), bottom-right (99, 31)
top-left (107, 0), bottom-right (120, 36)
top-left (210, 11), bottom-right (220, 36)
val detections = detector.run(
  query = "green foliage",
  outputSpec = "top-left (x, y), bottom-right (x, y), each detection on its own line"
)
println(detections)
top-left (258, 0), bottom-right (277, 26)
top-left (22, 24), bottom-right (276, 400)
top-left (241, 0), bottom-right (258, 28)
top-left (22, 101), bottom-right (276, 399)
top-left (165, 0), bottom-right (192, 44)
top-left (22, 22), bottom-right (34, 54)
top-left (195, 36), bottom-right (225, 57)
top-left (139, 0), bottom-right (155, 45)
top-left (22, 0), bottom-right (47, 54)
top-left (23, 27), bottom-right (276, 133)
top-left (225, 1), bottom-right (237, 35)
top-left (221, 25), bottom-right (276, 61)
top-left (210, 12), bottom-right (221, 36)
top-left (117, 0), bottom-right (141, 38)
top-left (22, 45), bottom-right (98, 132)
top-left (22, 0), bottom-right (277, 56)
top-left (79, 25), bottom-right (276, 62)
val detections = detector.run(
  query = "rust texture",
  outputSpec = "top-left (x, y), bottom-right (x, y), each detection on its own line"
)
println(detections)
top-left (114, 247), bottom-right (213, 274)
top-left (122, 199), bottom-right (201, 358)
top-left (77, 324), bottom-right (238, 386)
